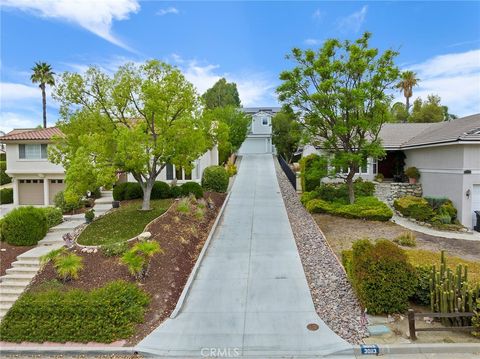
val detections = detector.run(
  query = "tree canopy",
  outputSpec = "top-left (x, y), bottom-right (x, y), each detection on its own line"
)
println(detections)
top-left (409, 95), bottom-right (452, 123)
top-left (51, 60), bottom-right (215, 210)
top-left (202, 78), bottom-right (241, 109)
top-left (272, 109), bottom-right (302, 163)
top-left (277, 32), bottom-right (400, 203)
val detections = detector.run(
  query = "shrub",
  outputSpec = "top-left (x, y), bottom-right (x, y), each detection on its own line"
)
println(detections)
top-left (350, 239), bottom-right (416, 314)
top-left (41, 248), bottom-right (84, 282)
top-left (374, 173), bottom-right (384, 182)
top-left (85, 209), bottom-right (95, 222)
top-left (113, 182), bottom-right (128, 201)
top-left (1, 207), bottom-right (48, 245)
top-left (299, 154), bottom-right (328, 192)
top-left (0, 188), bottom-right (13, 204)
top-left (101, 242), bottom-right (129, 257)
top-left (0, 280), bottom-right (149, 343)
top-left (176, 198), bottom-right (191, 214)
top-left (354, 178), bottom-right (376, 197)
top-left (194, 207), bottom-right (206, 220)
top-left (121, 241), bottom-right (162, 280)
top-left (341, 250), bottom-right (353, 280)
top-left (473, 299), bottom-right (480, 337)
top-left (411, 266), bottom-right (431, 306)
top-left (226, 162), bottom-right (237, 177)
top-left (300, 191), bottom-right (318, 206)
top-left (151, 181), bottom-right (171, 199)
top-left (41, 207), bottom-right (63, 228)
top-left (54, 191), bottom-right (82, 213)
top-left (306, 196), bottom-right (393, 221)
top-left (202, 166), bottom-right (229, 192)
top-left (393, 231), bottom-right (416, 247)
top-left (181, 182), bottom-right (204, 199)
top-left (313, 181), bottom-right (375, 203)
top-left (124, 183), bottom-right (143, 200)
top-left (424, 196), bottom-right (450, 211)
top-left (0, 161), bottom-right (11, 185)
top-left (405, 166), bottom-right (420, 179)
top-left (394, 196), bottom-right (434, 222)
top-left (439, 201), bottom-right (457, 221)
top-left (170, 185), bottom-right (183, 198)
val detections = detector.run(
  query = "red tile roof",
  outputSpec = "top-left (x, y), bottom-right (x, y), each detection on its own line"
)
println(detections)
top-left (0, 127), bottom-right (63, 141)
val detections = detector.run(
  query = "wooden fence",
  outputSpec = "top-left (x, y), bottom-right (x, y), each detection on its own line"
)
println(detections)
top-left (407, 309), bottom-right (474, 340)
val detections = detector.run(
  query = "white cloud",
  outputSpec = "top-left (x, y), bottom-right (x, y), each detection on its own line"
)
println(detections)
top-left (400, 49), bottom-right (480, 117)
top-left (312, 9), bottom-right (323, 20)
top-left (0, 112), bottom-right (47, 133)
top-left (1, 0), bottom-right (139, 51)
top-left (156, 7), bottom-right (179, 16)
top-left (1, 82), bottom-right (40, 102)
top-left (337, 5), bottom-right (368, 33)
top-left (304, 38), bottom-right (323, 46)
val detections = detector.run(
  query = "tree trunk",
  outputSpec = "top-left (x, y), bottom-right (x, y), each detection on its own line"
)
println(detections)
top-left (346, 170), bottom-right (356, 204)
top-left (41, 84), bottom-right (47, 128)
top-left (141, 180), bottom-right (154, 210)
top-left (405, 96), bottom-right (410, 118)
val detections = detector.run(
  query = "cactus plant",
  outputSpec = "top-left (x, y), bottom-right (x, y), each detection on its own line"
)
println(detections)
top-left (429, 251), bottom-right (480, 326)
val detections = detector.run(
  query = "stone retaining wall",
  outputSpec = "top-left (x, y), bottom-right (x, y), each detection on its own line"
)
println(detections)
top-left (377, 182), bottom-right (423, 204)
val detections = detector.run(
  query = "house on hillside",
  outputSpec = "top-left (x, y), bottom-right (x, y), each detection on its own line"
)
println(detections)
top-left (302, 114), bottom-right (480, 229)
top-left (238, 107), bottom-right (280, 154)
top-left (0, 127), bottom-right (218, 206)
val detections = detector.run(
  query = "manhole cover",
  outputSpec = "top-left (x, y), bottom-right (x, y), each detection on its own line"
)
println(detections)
top-left (307, 323), bottom-right (319, 331)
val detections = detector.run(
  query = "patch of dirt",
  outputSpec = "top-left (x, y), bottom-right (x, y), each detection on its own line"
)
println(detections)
top-left (313, 213), bottom-right (480, 261)
top-left (28, 192), bottom-right (226, 345)
top-left (0, 242), bottom-right (35, 276)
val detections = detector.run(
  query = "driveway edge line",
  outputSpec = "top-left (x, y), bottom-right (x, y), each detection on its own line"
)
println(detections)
top-left (169, 190), bottom-right (232, 319)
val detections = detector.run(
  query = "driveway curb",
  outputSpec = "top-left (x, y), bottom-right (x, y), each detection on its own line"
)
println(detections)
top-left (169, 190), bottom-right (231, 319)
top-left (354, 343), bottom-right (480, 356)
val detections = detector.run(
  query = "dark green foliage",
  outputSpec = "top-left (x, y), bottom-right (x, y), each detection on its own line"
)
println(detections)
top-left (394, 196), bottom-right (434, 221)
top-left (300, 191), bottom-right (318, 206)
top-left (41, 207), bottom-right (63, 228)
top-left (272, 109), bottom-right (302, 163)
top-left (151, 181), bottom-right (171, 200)
top-left (113, 183), bottom-right (143, 201)
top-left (101, 242), bottom-right (129, 257)
top-left (181, 182), bottom-right (204, 199)
top-left (54, 190), bottom-right (82, 213)
top-left (412, 266), bottom-right (432, 306)
top-left (404, 166), bottom-right (420, 180)
top-left (1, 206), bottom-right (48, 245)
top-left (0, 153), bottom-right (5, 161)
top-left (202, 78), bottom-right (241, 109)
top-left (170, 185), bottom-right (183, 198)
top-left (313, 180), bottom-right (375, 204)
top-left (306, 196), bottom-right (393, 221)
top-left (0, 188), bottom-right (13, 204)
top-left (202, 166), bottom-right (229, 193)
top-left (350, 239), bottom-right (416, 314)
top-left (424, 196), bottom-right (449, 211)
top-left (473, 299), bottom-right (480, 337)
top-left (0, 161), bottom-right (11, 185)
top-left (299, 154), bottom-right (328, 192)
top-left (394, 196), bottom-right (459, 227)
top-left (0, 280), bottom-right (149, 343)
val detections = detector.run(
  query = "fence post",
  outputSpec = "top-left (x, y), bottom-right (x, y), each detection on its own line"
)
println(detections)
top-left (408, 309), bottom-right (417, 341)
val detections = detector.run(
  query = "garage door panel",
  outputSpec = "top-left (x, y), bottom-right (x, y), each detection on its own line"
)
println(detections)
top-left (239, 138), bottom-right (268, 154)
top-left (49, 179), bottom-right (65, 205)
top-left (19, 179), bottom-right (44, 205)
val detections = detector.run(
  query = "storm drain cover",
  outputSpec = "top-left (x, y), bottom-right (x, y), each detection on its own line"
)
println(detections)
top-left (307, 323), bottom-right (319, 331)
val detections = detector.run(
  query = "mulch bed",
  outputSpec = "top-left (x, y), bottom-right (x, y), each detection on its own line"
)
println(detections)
top-left (27, 192), bottom-right (226, 345)
top-left (0, 242), bottom-right (35, 277)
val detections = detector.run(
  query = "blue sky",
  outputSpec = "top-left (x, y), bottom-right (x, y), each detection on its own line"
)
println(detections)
top-left (1, 1), bottom-right (479, 132)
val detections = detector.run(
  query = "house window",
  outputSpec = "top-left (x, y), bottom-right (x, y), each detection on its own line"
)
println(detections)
top-left (372, 159), bottom-right (378, 174)
top-left (19, 144), bottom-right (47, 159)
top-left (166, 164), bottom-right (174, 180)
top-left (167, 164), bottom-right (193, 181)
top-left (262, 117), bottom-right (268, 125)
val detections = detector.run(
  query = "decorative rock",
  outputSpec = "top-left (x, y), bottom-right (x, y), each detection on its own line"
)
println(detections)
top-left (138, 232), bottom-right (152, 240)
top-left (0, 248), bottom-right (6, 252)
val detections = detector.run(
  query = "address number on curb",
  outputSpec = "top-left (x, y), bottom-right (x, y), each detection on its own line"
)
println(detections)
top-left (360, 344), bottom-right (379, 355)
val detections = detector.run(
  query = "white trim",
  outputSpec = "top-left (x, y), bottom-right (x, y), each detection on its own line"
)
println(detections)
top-left (402, 140), bottom-right (479, 150)
top-left (419, 169), bottom-right (480, 175)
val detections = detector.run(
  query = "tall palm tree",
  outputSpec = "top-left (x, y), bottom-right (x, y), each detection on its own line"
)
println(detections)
top-left (31, 62), bottom-right (55, 128)
top-left (396, 71), bottom-right (420, 118)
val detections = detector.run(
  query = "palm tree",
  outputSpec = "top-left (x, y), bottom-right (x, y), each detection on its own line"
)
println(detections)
top-left (31, 62), bottom-right (55, 128)
top-left (395, 71), bottom-right (420, 119)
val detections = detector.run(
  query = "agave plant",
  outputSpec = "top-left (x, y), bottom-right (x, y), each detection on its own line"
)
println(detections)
top-left (121, 240), bottom-right (163, 280)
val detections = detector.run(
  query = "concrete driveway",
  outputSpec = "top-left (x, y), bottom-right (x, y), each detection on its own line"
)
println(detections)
top-left (137, 154), bottom-right (353, 358)
top-left (0, 203), bottom-right (16, 218)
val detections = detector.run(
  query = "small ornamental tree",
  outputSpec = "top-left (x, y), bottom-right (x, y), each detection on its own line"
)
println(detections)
top-left (51, 60), bottom-right (216, 210)
top-left (277, 32), bottom-right (400, 203)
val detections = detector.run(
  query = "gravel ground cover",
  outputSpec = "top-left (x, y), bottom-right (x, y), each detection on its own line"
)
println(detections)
top-left (274, 159), bottom-right (368, 344)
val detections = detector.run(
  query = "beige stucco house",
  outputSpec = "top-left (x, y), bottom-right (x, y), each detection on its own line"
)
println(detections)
top-left (302, 114), bottom-right (480, 230)
top-left (0, 127), bottom-right (218, 206)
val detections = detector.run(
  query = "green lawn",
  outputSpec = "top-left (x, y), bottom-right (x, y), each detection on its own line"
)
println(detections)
top-left (76, 199), bottom-right (173, 246)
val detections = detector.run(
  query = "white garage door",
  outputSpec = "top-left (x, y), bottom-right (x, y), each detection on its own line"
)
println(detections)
top-left (239, 138), bottom-right (269, 154)
top-left (473, 184), bottom-right (480, 229)
top-left (19, 179), bottom-right (44, 205)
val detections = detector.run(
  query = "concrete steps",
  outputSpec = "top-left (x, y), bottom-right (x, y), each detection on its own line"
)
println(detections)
top-left (38, 232), bottom-right (64, 246)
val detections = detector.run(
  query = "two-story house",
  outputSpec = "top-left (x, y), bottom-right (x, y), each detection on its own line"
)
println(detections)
top-left (0, 127), bottom-right (219, 206)
top-left (238, 107), bottom-right (280, 154)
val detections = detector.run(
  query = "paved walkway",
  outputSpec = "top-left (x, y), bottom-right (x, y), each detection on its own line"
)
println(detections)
top-left (137, 155), bottom-right (353, 358)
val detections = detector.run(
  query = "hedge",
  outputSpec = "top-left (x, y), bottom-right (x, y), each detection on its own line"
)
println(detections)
top-left (313, 180), bottom-right (375, 203)
top-left (393, 196), bottom-right (434, 222)
top-left (348, 239), bottom-right (416, 314)
top-left (0, 161), bottom-right (11, 185)
top-left (181, 182), bottom-right (204, 199)
top-left (306, 196), bottom-right (393, 221)
top-left (41, 207), bottom-right (63, 228)
top-left (54, 191), bottom-right (82, 213)
top-left (1, 206), bottom-right (48, 245)
top-left (151, 181), bottom-right (171, 200)
top-left (299, 154), bottom-right (328, 192)
top-left (201, 166), bottom-right (229, 192)
top-left (113, 182), bottom-right (142, 201)
top-left (0, 280), bottom-right (149, 343)
top-left (0, 188), bottom-right (13, 204)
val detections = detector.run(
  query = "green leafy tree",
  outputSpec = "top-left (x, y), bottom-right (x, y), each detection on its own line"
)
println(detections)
top-left (31, 62), bottom-right (55, 128)
top-left (272, 109), bottom-right (302, 163)
top-left (395, 70), bottom-right (420, 115)
top-left (409, 95), bottom-right (445, 123)
top-left (277, 32), bottom-right (400, 204)
top-left (51, 60), bottom-right (215, 210)
top-left (390, 102), bottom-right (409, 123)
top-left (203, 105), bottom-right (250, 163)
top-left (202, 78), bottom-right (241, 109)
